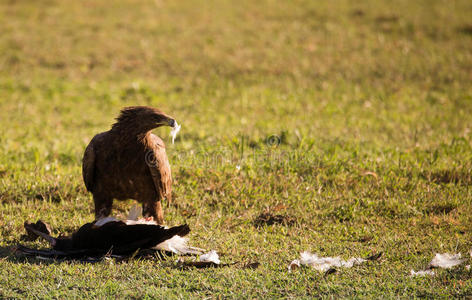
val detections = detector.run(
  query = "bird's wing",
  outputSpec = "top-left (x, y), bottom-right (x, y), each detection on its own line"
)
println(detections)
top-left (82, 142), bottom-right (96, 192)
top-left (147, 135), bottom-right (172, 203)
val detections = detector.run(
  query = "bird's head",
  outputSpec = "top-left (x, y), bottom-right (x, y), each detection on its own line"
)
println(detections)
top-left (113, 106), bottom-right (176, 133)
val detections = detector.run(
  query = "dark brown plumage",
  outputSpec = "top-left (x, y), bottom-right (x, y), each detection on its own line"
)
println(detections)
top-left (82, 106), bottom-right (175, 224)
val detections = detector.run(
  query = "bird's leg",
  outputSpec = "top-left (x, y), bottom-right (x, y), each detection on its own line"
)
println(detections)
top-left (93, 195), bottom-right (113, 220)
top-left (155, 201), bottom-right (164, 225)
top-left (143, 200), bottom-right (164, 225)
top-left (165, 194), bottom-right (172, 207)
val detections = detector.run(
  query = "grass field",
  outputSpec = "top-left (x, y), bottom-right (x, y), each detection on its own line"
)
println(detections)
top-left (1, 0), bottom-right (472, 298)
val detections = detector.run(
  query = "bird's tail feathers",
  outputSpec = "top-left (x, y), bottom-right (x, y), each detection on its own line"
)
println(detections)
top-left (165, 224), bottom-right (190, 238)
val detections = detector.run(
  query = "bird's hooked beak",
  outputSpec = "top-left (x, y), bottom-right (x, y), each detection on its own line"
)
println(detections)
top-left (167, 118), bottom-right (176, 127)
top-left (155, 116), bottom-right (175, 127)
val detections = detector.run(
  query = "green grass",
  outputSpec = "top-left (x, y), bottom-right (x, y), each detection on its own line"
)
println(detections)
top-left (1, 0), bottom-right (472, 298)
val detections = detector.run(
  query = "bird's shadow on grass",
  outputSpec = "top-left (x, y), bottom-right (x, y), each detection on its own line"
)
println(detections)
top-left (3, 245), bottom-right (250, 270)
top-left (0, 245), bottom-right (12, 259)
top-left (1, 244), bottom-right (182, 266)
top-left (0, 245), bottom-right (60, 265)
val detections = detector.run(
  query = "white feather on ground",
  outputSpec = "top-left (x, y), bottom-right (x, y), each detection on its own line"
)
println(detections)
top-left (289, 251), bottom-right (367, 272)
top-left (410, 253), bottom-right (466, 277)
top-left (410, 269), bottom-right (435, 277)
top-left (199, 250), bottom-right (220, 264)
top-left (430, 253), bottom-right (465, 269)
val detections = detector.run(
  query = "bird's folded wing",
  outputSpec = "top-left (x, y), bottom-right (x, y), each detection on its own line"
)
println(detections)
top-left (147, 139), bottom-right (172, 203)
top-left (82, 143), bottom-right (96, 192)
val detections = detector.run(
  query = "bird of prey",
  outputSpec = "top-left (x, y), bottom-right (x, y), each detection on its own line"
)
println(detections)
top-left (82, 106), bottom-right (176, 224)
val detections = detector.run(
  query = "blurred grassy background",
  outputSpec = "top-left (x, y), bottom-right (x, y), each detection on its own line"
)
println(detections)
top-left (1, 0), bottom-right (472, 298)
